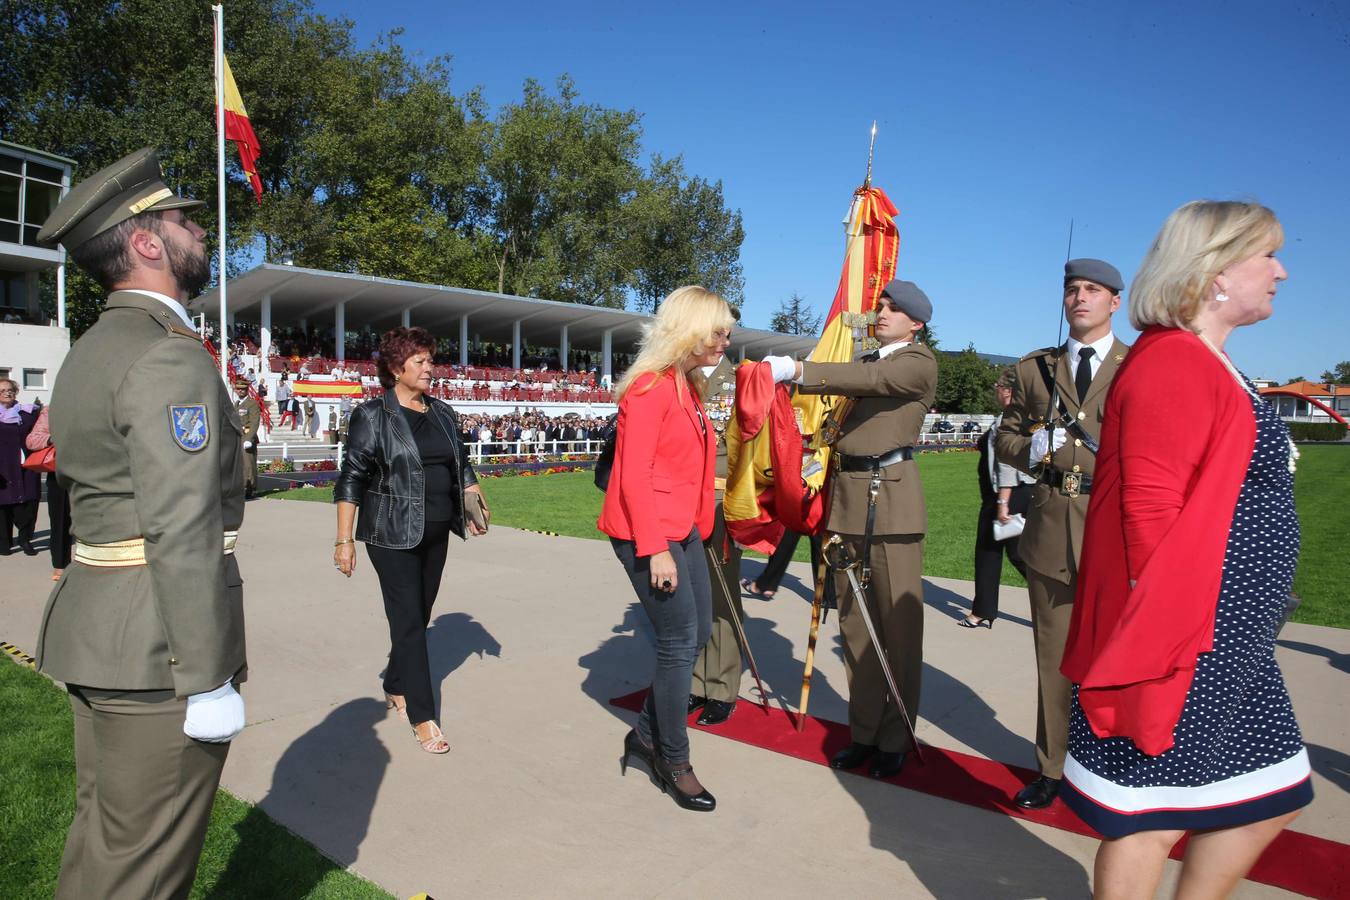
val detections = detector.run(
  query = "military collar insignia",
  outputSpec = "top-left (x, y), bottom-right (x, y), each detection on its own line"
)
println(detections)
top-left (169, 404), bottom-right (210, 452)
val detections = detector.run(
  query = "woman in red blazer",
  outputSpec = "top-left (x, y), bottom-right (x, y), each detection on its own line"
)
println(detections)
top-left (1059, 201), bottom-right (1311, 897)
top-left (599, 285), bottom-right (733, 812)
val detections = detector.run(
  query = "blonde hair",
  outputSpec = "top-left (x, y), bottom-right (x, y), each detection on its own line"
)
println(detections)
top-left (615, 286), bottom-right (735, 401)
top-left (1130, 200), bottom-right (1283, 331)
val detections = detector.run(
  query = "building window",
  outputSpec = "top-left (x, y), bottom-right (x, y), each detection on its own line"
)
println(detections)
top-left (0, 367), bottom-right (10, 382)
top-left (0, 147), bottom-right (68, 246)
top-left (23, 368), bottom-right (45, 389)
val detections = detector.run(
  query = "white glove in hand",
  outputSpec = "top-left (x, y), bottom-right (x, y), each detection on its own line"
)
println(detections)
top-left (1029, 427), bottom-right (1068, 464)
top-left (763, 355), bottom-right (798, 383)
top-left (184, 681), bottom-right (245, 743)
top-left (242, 440), bottom-right (253, 450)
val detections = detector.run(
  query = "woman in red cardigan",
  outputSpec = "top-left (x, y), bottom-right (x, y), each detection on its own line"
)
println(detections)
top-left (1060, 201), bottom-right (1312, 898)
top-left (599, 285), bottom-right (732, 812)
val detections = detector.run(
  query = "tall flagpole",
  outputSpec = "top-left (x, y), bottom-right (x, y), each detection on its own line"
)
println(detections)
top-left (213, 4), bottom-right (228, 382)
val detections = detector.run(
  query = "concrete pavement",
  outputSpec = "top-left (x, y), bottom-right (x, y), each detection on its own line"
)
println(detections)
top-left (2, 496), bottom-right (1346, 899)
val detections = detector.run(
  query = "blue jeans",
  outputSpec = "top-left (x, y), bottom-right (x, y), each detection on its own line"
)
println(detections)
top-left (611, 529), bottom-right (712, 763)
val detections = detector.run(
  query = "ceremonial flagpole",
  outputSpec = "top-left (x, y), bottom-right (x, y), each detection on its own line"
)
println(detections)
top-left (212, 4), bottom-right (228, 382)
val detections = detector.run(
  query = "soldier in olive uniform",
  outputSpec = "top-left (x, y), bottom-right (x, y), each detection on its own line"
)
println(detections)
top-left (689, 354), bottom-right (744, 725)
top-left (34, 148), bottom-right (248, 899)
top-left (996, 258), bottom-right (1129, 809)
top-left (764, 280), bottom-right (938, 779)
top-left (236, 381), bottom-right (261, 497)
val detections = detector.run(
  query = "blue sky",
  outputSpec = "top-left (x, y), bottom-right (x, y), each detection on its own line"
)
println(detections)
top-left (313, 0), bottom-right (1350, 381)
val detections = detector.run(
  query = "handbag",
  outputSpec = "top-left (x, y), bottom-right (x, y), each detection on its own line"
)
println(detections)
top-left (22, 444), bottom-right (56, 474)
top-left (992, 512), bottom-right (1025, 541)
top-left (593, 414), bottom-right (618, 492)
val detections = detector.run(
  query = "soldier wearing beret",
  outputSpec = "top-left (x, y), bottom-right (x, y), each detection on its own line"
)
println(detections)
top-left (995, 258), bottom-right (1130, 809)
top-left (235, 381), bottom-right (261, 498)
top-left (763, 280), bottom-right (939, 779)
top-left (688, 351), bottom-right (744, 726)
top-left (34, 148), bottom-right (247, 899)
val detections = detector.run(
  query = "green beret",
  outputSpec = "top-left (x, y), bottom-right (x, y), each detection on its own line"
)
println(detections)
top-left (36, 147), bottom-right (205, 250)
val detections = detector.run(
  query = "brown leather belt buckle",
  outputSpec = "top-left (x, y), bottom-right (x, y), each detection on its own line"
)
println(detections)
top-left (1061, 472), bottom-right (1082, 498)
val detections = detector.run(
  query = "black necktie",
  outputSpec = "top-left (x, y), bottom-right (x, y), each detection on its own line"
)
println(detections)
top-left (862, 351), bottom-right (880, 363)
top-left (1075, 347), bottom-right (1094, 402)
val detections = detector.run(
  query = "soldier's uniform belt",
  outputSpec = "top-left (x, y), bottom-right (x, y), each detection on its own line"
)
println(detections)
top-left (1042, 469), bottom-right (1093, 498)
top-left (74, 531), bottom-right (240, 568)
top-left (836, 446), bottom-right (914, 472)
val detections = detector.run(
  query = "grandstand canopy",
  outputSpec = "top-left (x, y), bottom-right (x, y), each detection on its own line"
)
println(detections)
top-left (192, 264), bottom-right (819, 371)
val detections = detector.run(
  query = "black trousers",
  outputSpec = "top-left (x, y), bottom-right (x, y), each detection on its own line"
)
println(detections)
top-left (365, 520), bottom-right (453, 726)
top-left (0, 499), bottom-right (38, 551)
top-left (47, 473), bottom-right (73, 569)
top-left (754, 528), bottom-right (802, 593)
top-left (970, 484), bottom-right (1030, 621)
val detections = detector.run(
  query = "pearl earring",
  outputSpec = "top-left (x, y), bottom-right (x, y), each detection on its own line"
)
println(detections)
top-left (1215, 292), bottom-right (1229, 302)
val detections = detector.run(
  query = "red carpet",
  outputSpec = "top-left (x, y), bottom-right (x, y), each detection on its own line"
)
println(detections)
top-left (611, 690), bottom-right (1346, 899)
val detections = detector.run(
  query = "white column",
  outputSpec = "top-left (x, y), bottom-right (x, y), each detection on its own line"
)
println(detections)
top-left (56, 256), bottom-right (67, 330)
top-left (459, 315), bottom-right (469, 367)
top-left (601, 328), bottom-right (613, 383)
top-left (512, 320), bottom-right (522, 369)
top-left (559, 324), bottom-right (570, 373)
top-left (260, 294), bottom-right (272, 363)
top-left (401, 309), bottom-right (411, 328)
top-left (335, 301), bottom-right (346, 363)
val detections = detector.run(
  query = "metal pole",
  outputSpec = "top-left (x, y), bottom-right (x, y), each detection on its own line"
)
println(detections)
top-left (213, 4), bottom-right (228, 383)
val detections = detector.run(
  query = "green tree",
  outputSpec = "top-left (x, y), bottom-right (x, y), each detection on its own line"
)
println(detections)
top-left (1318, 361), bottom-right (1350, 384)
top-left (769, 292), bottom-right (822, 335)
top-left (625, 154), bottom-right (744, 312)
top-left (934, 344), bottom-right (1000, 414)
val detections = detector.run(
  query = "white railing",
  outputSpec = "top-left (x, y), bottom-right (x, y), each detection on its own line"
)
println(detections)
top-left (466, 439), bottom-right (605, 462)
top-left (255, 439), bottom-right (606, 467)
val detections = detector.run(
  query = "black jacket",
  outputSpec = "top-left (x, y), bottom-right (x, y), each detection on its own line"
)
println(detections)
top-left (334, 392), bottom-right (479, 548)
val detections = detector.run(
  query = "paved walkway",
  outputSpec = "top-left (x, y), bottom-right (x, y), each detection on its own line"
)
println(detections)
top-left (3, 498), bottom-right (1346, 899)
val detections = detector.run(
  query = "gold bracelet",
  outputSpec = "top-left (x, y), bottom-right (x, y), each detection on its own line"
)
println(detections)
top-left (334, 538), bottom-right (355, 546)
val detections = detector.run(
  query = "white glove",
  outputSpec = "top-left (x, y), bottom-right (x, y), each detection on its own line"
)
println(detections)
top-left (184, 681), bottom-right (246, 743)
top-left (1029, 426), bottom-right (1068, 464)
top-left (763, 355), bottom-right (798, 383)
top-left (242, 440), bottom-right (253, 450)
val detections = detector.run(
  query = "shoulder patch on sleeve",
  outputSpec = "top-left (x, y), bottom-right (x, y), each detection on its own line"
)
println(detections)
top-left (169, 404), bottom-right (210, 452)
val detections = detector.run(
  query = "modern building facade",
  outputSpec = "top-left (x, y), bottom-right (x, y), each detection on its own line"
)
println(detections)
top-left (0, 140), bottom-right (74, 403)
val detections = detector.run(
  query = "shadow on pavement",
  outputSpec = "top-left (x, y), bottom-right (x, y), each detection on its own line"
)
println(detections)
top-left (922, 661), bottom-right (1036, 767)
top-left (1276, 638), bottom-right (1349, 675)
top-left (1304, 741), bottom-right (1350, 794)
top-left (578, 603), bottom-right (656, 727)
top-left (426, 611), bottom-right (502, 715)
top-left (836, 769), bottom-right (1091, 899)
top-left (205, 697), bottom-right (389, 899)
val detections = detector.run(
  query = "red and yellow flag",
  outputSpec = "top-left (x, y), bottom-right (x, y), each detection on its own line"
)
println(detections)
top-left (220, 54), bottom-right (263, 203)
top-left (723, 186), bottom-right (900, 548)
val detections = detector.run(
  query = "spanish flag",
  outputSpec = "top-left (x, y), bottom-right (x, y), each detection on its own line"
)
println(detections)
top-left (220, 53), bottom-right (263, 203)
top-left (723, 186), bottom-right (900, 549)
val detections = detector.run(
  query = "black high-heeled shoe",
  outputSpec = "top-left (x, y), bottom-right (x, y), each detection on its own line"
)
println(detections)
top-left (620, 728), bottom-right (655, 778)
top-left (957, 615), bottom-right (993, 629)
top-left (653, 755), bottom-right (716, 812)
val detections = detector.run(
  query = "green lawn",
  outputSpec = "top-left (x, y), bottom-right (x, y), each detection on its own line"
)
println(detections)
top-left (0, 660), bottom-right (392, 900)
top-left (1291, 444), bottom-right (1349, 627)
top-left (279, 444), bottom-right (1348, 627)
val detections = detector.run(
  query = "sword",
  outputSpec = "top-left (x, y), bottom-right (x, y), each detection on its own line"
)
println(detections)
top-left (822, 534), bottom-right (925, 763)
top-left (705, 545), bottom-right (770, 714)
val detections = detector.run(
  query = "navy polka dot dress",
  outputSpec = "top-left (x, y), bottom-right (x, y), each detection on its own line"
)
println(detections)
top-left (1060, 383), bottom-right (1314, 837)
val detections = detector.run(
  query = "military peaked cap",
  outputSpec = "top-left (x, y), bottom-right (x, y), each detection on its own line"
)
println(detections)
top-left (36, 147), bottom-right (205, 250)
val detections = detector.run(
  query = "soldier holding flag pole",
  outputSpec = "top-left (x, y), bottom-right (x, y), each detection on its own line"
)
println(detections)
top-left (763, 279), bottom-right (937, 778)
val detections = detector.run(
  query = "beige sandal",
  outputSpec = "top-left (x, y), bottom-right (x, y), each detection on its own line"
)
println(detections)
top-left (384, 693), bottom-right (408, 721)
top-left (413, 720), bottom-right (449, 754)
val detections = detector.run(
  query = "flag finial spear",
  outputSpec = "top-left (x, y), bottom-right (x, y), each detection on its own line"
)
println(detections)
top-left (863, 121), bottom-right (878, 189)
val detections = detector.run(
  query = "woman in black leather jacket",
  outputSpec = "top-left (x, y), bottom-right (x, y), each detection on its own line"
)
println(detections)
top-left (333, 327), bottom-right (488, 755)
